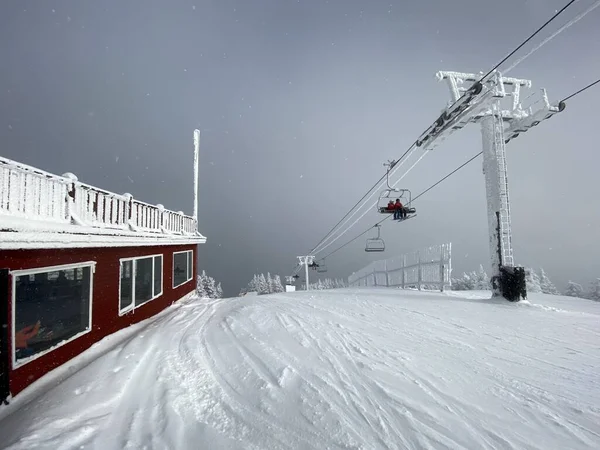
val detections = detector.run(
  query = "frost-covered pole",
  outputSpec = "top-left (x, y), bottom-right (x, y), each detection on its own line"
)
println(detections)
top-left (481, 105), bottom-right (512, 297)
top-left (305, 259), bottom-right (310, 291)
top-left (193, 129), bottom-right (200, 224)
top-left (297, 255), bottom-right (314, 291)
top-left (428, 70), bottom-right (563, 302)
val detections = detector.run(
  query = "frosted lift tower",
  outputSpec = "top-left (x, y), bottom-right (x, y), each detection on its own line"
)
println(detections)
top-left (297, 255), bottom-right (315, 291)
top-left (416, 71), bottom-right (565, 301)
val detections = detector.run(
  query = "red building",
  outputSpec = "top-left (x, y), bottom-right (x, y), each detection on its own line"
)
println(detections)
top-left (0, 141), bottom-right (206, 403)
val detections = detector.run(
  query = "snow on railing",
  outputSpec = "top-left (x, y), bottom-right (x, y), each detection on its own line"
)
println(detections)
top-left (0, 157), bottom-right (70, 223)
top-left (0, 156), bottom-right (198, 236)
top-left (348, 243), bottom-right (452, 291)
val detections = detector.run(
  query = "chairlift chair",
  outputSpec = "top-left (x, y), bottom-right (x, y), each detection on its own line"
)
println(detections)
top-left (316, 261), bottom-right (328, 273)
top-left (376, 160), bottom-right (417, 218)
top-left (365, 224), bottom-right (385, 252)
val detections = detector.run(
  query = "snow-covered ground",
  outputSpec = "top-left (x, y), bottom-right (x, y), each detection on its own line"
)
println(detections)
top-left (1, 288), bottom-right (599, 449)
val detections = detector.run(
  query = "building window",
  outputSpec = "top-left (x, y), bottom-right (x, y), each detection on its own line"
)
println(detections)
top-left (12, 262), bottom-right (95, 367)
top-left (173, 250), bottom-right (193, 288)
top-left (120, 255), bottom-right (163, 315)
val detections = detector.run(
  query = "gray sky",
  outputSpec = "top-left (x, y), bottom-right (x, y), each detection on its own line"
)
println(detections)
top-left (1, 0), bottom-right (599, 296)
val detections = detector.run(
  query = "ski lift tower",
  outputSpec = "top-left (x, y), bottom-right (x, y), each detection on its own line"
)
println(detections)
top-left (416, 71), bottom-right (564, 301)
top-left (297, 255), bottom-right (315, 291)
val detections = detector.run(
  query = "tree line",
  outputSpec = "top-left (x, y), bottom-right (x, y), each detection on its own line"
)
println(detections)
top-left (452, 265), bottom-right (600, 300)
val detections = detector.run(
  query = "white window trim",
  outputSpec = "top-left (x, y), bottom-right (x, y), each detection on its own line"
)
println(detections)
top-left (172, 250), bottom-right (194, 289)
top-left (11, 261), bottom-right (95, 369)
top-left (119, 254), bottom-right (164, 316)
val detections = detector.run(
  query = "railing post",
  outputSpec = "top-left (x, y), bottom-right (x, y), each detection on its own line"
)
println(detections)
top-left (123, 193), bottom-right (134, 229)
top-left (62, 172), bottom-right (78, 223)
top-left (156, 204), bottom-right (165, 233)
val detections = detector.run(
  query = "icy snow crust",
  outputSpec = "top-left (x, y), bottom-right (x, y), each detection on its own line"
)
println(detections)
top-left (1, 289), bottom-right (599, 449)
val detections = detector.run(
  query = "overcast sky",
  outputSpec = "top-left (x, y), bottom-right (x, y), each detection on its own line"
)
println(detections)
top-left (1, 0), bottom-right (599, 296)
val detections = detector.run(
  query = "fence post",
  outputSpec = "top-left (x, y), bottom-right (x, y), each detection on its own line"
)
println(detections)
top-left (385, 259), bottom-right (389, 287)
top-left (418, 250), bottom-right (422, 291)
top-left (401, 255), bottom-right (405, 289)
top-left (448, 242), bottom-right (452, 290)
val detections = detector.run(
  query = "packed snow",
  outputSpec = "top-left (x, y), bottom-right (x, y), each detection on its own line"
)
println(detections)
top-left (1, 288), bottom-right (599, 449)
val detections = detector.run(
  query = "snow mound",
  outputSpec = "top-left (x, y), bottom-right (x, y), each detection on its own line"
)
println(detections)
top-left (0, 289), bottom-right (599, 449)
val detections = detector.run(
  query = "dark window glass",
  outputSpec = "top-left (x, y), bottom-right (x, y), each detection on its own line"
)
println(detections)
top-left (173, 252), bottom-right (189, 287)
top-left (14, 266), bottom-right (92, 363)
top-left (135, 257), bottom-right (153, 306)
top-left (120, 260), bottom-right (133, 312)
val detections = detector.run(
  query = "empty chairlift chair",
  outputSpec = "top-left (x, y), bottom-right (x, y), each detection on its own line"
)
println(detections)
top-left (317, 261), bottom-right (328, 273)
top-left (365, 224), bottom-right (385, 252)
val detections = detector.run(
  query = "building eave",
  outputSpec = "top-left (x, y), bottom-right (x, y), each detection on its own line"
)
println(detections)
top-left (0, 230), bottom-right (206, 250)
top-left (0, 217), bottom-right (207, 250)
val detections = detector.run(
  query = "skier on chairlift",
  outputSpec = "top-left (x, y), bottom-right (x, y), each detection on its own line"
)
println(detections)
top-left (393, 198), bottom-right (406, 220)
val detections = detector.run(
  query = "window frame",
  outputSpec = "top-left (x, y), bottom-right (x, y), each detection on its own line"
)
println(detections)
top-left (119, 254), bottom-right (164, 316)
top-left (172, 250), bottom-right (194, 289)
top-left (10, 261), bottom-right (96, 369)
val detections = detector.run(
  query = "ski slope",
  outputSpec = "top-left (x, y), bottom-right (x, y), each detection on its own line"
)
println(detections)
top-left (1, 288), bottom-right (599, 449)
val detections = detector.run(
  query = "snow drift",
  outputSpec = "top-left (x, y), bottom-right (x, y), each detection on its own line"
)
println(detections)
top-left (0, 288), bottom-right (599, 449)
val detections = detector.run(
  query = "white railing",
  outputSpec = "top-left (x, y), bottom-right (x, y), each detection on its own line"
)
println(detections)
top-left (0, 157), bottom-right (70, 224)
top-left (0, 156), bottom-right (198, 236)
top-left (348, 243), bottom-right (452, 291)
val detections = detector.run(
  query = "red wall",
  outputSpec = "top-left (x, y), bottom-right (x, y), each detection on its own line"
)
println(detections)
top-left (2, 244), bottom-right (198, 396)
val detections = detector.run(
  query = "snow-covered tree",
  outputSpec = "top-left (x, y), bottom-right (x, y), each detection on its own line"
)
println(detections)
top-left (196, 275), bottom-right (207, 298)
top-left (564, 281), bottom-right (584, 298)
top-left (272, 275), bottom-right (284, 293)
top-left (472, 265), bottom-right (491, 290)
top-left (451, 272), bottom-right (475, 290)
top-left (257, 274), bottom-right (269, 295)
top-left (525, 268), bottom-right (542, 293)
top-left (539, 268), bottom-right (559, 295)
top-left (196, 270), bottom-right (222, 299)
top-left (587, 278), bottom-right (600, 301)
top-left (202, 270), bottom-right (217, 298)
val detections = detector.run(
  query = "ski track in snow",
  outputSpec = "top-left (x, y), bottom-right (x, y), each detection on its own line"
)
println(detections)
top-left (0, 289), bottom-right (599, 449)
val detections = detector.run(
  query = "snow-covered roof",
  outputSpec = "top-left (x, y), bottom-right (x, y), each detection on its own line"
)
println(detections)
top-left (0, 156), bottom-right (206, 249)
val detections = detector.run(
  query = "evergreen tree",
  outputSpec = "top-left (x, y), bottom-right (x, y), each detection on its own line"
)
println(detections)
top-left (539, 268), bottom-right (559, 295)
top-left (473, 265), bottom-right (491, 290)
top-left (564, 281), bottom-right (584, 298)
top-left (216, 282), bottom-right (223, 299)
top-left (452, 272), bottom-right (475, 290)
top-left (201, 270), bottom-right (217, 298)
top-left (257, 274), bottom-right (269, 295)
top-left (272, 275), bottom-right (284, 293)
top-left (587, 278), bottom-right (600, 301)
top-left (196, 274), bottom-right (207, 298)
top-left (525, 268), bottom-right (542, 293)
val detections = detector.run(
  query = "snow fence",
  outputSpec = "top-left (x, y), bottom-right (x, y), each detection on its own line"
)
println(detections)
top-left (348, 243), bottom-right (452, 291)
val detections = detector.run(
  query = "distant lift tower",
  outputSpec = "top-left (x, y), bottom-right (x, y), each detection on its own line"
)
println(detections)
top-left (297, 255), bottom-right (315, 291)
top-left (416, 71), bottom-right (565, 301)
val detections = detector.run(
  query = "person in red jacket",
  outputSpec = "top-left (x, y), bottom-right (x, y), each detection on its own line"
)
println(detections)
top-left (393, 199), bottom-right (406, 220)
